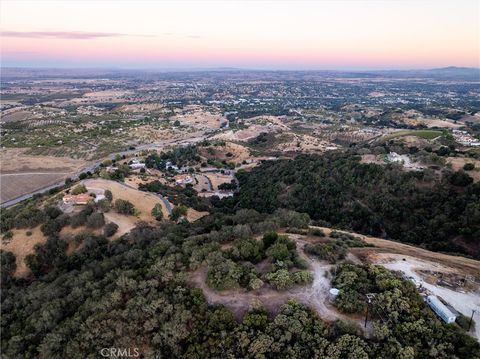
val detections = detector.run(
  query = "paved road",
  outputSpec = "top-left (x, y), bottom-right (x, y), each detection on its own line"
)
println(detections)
top-left (119, 180), bottom-right (173, 215)
top-left (200, 174), bottom-right (213, 191)
top-left (0, 133), bottom-right (208, 208)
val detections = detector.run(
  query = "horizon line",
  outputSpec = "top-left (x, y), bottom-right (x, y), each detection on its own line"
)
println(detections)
top-left (2, 65), bottom-right (479, 73)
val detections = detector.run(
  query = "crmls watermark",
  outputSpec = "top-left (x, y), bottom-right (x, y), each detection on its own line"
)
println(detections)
top-left (99, 348), bottom-right (140, 358)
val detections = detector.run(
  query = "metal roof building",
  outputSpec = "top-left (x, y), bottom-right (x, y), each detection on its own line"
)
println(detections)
top-left (426, 295), bottom-right (456, 324)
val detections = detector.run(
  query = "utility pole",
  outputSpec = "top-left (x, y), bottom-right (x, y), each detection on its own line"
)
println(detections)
top-left (365, 293), bottom-right (375, 328)
top-left (469, 309), bottom-right (476, 331)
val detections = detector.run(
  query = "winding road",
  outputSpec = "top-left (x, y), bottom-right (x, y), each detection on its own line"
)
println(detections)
top-left (1, 134), bottom-right (207, 208)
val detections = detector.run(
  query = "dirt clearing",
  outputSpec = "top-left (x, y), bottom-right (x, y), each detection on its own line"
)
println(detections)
top-left (312, 226), bottom-right (480, 275)
top-left (189, 235), bottom-right (363, 328)
top-left (368, 253), bottom-right (480, 340)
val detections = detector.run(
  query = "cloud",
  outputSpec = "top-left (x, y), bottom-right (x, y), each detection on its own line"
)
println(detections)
top-left (1, 30), bottom-right (152, 39)
top-left (186, 35), bottom-right (201, 39)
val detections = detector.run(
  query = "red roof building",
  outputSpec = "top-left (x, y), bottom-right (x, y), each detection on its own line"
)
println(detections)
top-left (62, 193), bottom-right (92, 205)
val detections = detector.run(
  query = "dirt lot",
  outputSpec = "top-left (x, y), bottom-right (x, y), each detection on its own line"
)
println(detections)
top-left (367, 252), bottom-right (480, 340)
top-left (0, 148), bottom-right (88, 203)
top-left (360, 154), bottom-right (385, 165)
top-left (313, 226), bottom-right (480, 275)
top-left (1, 226), bottom-right (46, 277)
top-left (189, 249), bottom-right (355, 324)
top-left (104, 211), bottom-right (138, 238)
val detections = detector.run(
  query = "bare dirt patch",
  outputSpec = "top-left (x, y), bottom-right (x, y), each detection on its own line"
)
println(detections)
top-left (367, 253), bottom-right (480, 340)
top-left (312, 226), bottom-right (480, 275)
top-left (104, 212), bottom-right (138, 238)
top-left (360, 154), bottom-right (384, 165)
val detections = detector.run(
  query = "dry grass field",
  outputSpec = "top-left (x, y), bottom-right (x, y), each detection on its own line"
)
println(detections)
top-left (83, 178), bottom-right (169, 221)
top-left (0, 148), bottom-right (87, 173)
top-left (1, 110), bottom-right (32, 123)
top-left (171, 106), bottom-right (222, 130)
top-left (205, 172), bottom-right (234, 190)
top-left (1, 226), bottom-right (47, 277)
top-left (0, 173), bottom-right (65, 203)
top-left (199, 142), bottom-right (251, 164)
top-left (0, 148), bottom-right (88, 203)
top-left (186, 208), bottom-right (209, 222)
top-left (446, 157), bottom-right (480, 182)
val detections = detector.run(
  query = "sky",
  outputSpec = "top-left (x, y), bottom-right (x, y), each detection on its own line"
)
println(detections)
top-left (1, 0), bottom-right (479, 70)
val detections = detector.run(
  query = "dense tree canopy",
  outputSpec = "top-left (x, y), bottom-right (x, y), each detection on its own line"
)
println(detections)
top-left (1, 210), bottom-right (478, 358)
top-left (235, 153), bottom-right (480, 257)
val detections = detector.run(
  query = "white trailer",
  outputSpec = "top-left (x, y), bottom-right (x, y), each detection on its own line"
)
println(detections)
top-left (426, 295), bottom-right (456, 324)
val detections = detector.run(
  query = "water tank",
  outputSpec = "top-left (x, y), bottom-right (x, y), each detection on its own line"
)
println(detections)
top-left (329, 288), bottom-right (340, 303)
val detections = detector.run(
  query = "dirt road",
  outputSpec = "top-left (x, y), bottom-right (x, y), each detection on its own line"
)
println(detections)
top-left (189, 235), bottom-right (362, 328)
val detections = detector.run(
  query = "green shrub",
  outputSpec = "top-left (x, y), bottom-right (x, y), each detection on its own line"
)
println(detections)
top-left (71, 184), bottom-right (87, 195)
top-left (103, 222), bottom-right (119, 237)
top-left (86, 212), bottom-right (105, 229)
top-left (463, 163), bottom-right (475, 171)
top-left (265, 269), bottom-right (294, 290)
top-left (114, 199), bottom-right (136, 215)
top-left (151, 203), bottom-right (164, 221)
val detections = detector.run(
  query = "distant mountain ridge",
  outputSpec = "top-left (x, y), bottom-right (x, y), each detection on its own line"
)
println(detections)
top-left (1, 66), bottom-right (479, 80)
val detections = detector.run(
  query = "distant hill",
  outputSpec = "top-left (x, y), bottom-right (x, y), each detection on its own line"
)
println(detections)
top-left (2, 66), bottom-right (479, 80)
top-left (371, 66), bottom-right (480, 80)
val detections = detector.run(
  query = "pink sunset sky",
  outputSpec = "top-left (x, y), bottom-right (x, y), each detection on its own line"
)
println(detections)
top-left (1, 0), bottom-right (479, 70)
